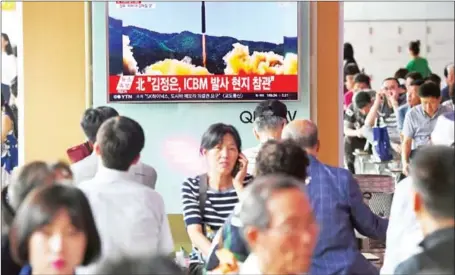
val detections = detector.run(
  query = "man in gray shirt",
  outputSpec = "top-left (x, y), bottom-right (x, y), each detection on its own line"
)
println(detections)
top-left (243, 100), bottom-right (288, 175)
top-left (401, 82), bottom-right (452, 176)
top-left (363, 77), bottom-right (406, 154)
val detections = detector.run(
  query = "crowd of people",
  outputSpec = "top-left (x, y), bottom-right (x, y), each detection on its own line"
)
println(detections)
top-left (1, 94), bottom-right (453, 275)
top-left (1, 32), bottom-right (19, 187)
top-left (343, 41), bottom-right (454, 176)
top-left (0, 38), bottom-right (453, 275)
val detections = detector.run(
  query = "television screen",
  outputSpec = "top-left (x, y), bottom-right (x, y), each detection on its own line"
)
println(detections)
top-left (107, 1), bottom-right (299, 103)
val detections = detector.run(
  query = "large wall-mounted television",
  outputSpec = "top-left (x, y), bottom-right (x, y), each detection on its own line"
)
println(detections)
top-left (107, 1), bottom-right (299, 103)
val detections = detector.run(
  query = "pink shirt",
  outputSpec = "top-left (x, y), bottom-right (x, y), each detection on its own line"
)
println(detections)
top-left (344, 90), bottom-right (354, 109)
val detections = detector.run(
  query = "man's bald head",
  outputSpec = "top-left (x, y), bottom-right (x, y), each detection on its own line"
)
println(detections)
top-left (282, 120), bottom-right (319, 150)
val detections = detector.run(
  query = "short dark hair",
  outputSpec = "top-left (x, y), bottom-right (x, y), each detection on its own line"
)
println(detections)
top-left (96, 254), bottom-right (184, 275)
top-left (409, 40), bottom-right (421, 56)
top-left (383, 77), bottom-right (400, 87)
top-left (410, 79), bottom-right (424, 87)
top-left (411, 145), bottom-right (454, 219)
top-left (354, 73), bottom-right (371, 87)
top-left (344, 63), bottom-right (360, 79)
top-left (343, 42), bottom-right (354, 61)
top-left (80, 108), bottom-right (106, 143)
top-left (4, 161), bottom-right (53, 213)
top-left (1, 160), bottom-right (55, 233)
top-left (405, 71), bottom-right (423, 81)
top-left (418, 81), bottom-right (441, 98)
top-left (394, 68), bottom-right (409, 80)
top-left (424, 73), bottom-right (442, 87)
top-left (1, 33), bottom-right (13, 55)
top-left (97, 116), bottom-right (145, 171)
top-left (9, 184), bottom-right (101, 266)
top-left (50, 161), bottom-right (73, 181)
top-left (255, 139), bottom-right (309, 180)
top-left (200, 123), bottom-right (242, 154)
top-left (354, 91), bottom-right (372, 109)
top-left (97, 106), bottom-right (119, 119)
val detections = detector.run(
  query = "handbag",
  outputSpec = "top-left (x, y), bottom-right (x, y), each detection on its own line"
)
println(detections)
top-left (372, 117), bottom-right (393, 162)
top-left (188, 174), bottom-right (210, 275)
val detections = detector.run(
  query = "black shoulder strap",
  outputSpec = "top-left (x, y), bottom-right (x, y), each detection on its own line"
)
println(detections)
top-left (198, 174), bottom-right (208, 235)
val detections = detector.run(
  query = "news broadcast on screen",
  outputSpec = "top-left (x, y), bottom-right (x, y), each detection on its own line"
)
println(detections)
top-left (107, 1), bottom-right (299, 102)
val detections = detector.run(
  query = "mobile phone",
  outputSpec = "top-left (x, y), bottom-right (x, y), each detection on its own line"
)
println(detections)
top-left (66, 142), bottom-right (92, 164)
top-left (231, 159), bottom-right (241, 177)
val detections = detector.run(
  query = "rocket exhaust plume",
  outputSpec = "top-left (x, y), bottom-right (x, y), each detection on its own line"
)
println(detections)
top-left (201, 1), bottom-right (207, 68)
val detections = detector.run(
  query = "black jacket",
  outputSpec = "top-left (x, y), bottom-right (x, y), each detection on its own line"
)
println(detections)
top-left (394, 227), bottom-right (454, 275)
top-left (1, 233), bottom-right (22, 275)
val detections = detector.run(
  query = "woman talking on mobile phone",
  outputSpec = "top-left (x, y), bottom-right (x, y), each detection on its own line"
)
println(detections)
top-left (181, 123), bottom-right (253, 275)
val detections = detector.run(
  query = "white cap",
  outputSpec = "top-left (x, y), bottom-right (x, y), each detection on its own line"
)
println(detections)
top-left (431, 111), bottom-right (454, 146)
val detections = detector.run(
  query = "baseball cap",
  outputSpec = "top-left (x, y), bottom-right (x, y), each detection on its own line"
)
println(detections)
top-left (431, 111), bottom-right (454, 146)
top-left (354, 91), bottom-right (372, 109)
top-left (254, 100), bottom-right (288, 120)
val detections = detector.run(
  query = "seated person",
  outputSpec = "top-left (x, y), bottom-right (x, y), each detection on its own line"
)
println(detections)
top-left (382, 111), bottom-right (454, 275)
top-left (344, 63), bottom-right (361, 96)
top-left (237, 175), bottom-right (318, 275)
top-left (344, 91), bottom-right (373, 174)
top-left (401, 82), bottom-right (452, 175)
top-left (344, 73), bottom-right (371, 110)
top-left (405, 71), bottom-right (423, 92)
top-left (441, 64), bottom-right (453, 102)
top-left (394, 68), bottom-right (408, 81)
top-left (397, 79), bottom-right (423, 131)
top-left (383, 108), bottom-right (455, 273)
top-left (424, 73), bottom-right (441, 87)
top-left (208, 120), bottom-right (388, 275)
top-left (205, 139), bottom-right (310, 271)
top-left (243, 99), bottom-right (288, 175)
top-left (363, 77), bottom-right (405, 155)
top-left (394, 145), bottom-right (454, 275)
top-left (441, 84), bottom-right (454, 111)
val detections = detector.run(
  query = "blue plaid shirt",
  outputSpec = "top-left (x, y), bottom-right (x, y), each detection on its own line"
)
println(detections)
top-left (306, 155), bottom-right (388, 275)
top-left (206, 155), bottom-right (388, 275)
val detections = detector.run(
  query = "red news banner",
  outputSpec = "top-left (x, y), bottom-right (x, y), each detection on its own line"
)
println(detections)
top-left (109, 75), bottom-right (298, 94)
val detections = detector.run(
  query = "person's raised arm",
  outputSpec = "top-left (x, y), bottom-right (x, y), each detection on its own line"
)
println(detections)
top-left (387, 89), bottom-right (400, 116)
top-left (365, 91), bottom-right (384, 127)
top-left (347, 172), bottom-right (388, 241)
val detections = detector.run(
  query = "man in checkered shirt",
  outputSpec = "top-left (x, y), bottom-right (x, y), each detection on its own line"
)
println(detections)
top-left (207, 120), bottom-right (388, 275)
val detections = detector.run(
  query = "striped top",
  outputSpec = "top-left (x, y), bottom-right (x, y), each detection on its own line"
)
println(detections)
top-left (181, 174), bottom-right (253, 263)
top-left (378, 102), bottom-right (401, 144)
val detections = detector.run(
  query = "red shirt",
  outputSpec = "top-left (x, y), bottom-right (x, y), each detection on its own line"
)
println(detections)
top-left (344, 90), bottom-right (354, 110)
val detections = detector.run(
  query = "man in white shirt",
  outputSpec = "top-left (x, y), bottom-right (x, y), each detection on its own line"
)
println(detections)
top-left (243, 100), bottom-right (288, 175)
top-left (77, 116), bottom-right (174, 274)
top-left (381, 110), bottom-right (454, 275)
top-left (71, 106), bottom-right (157, 189)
